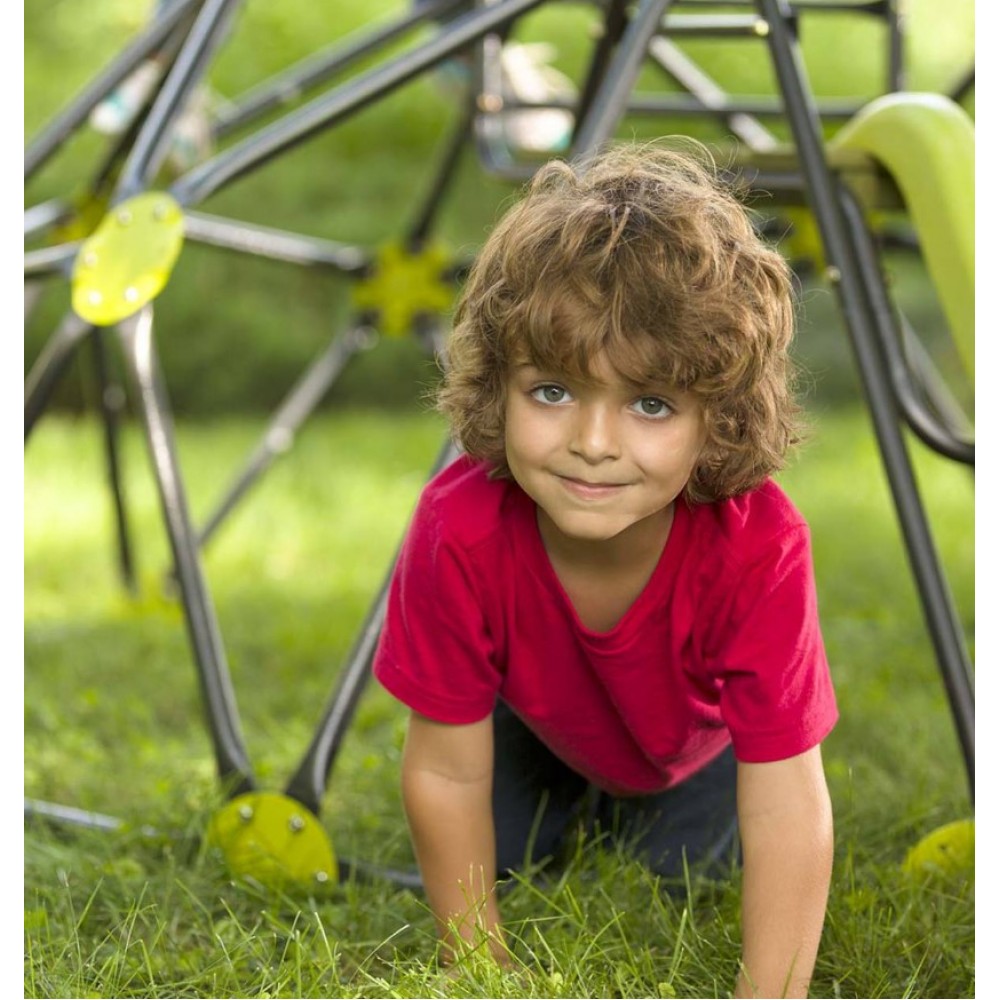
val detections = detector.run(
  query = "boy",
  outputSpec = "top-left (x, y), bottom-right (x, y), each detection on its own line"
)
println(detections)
top-left (372, 141), bottom-right (837, 998)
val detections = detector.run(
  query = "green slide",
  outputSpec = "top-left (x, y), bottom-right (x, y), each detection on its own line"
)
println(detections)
top-left (829, 93), bottom-right (975, 376)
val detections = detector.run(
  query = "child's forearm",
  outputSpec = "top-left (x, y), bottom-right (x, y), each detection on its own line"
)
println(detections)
top-left (402, 762), bottom-right (507, 965)
top-left (735, 820), bottom-right (832, 996)
top-left (734, 751), bottom-right (834, 998)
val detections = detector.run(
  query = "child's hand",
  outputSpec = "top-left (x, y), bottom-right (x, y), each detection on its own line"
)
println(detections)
top-left (433, 948), bottom-right (528, 993)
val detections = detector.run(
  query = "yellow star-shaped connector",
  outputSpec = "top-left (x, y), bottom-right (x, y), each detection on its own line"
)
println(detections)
top-left (351, 240), bottom-right (456, 338)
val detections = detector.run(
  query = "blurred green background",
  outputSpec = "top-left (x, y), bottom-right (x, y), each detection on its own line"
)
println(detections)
top-left (25, 0), bottom-right (974, 419)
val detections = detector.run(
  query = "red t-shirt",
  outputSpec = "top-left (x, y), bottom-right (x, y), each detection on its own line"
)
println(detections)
top-left (373, 455), bottom-right (838, 796)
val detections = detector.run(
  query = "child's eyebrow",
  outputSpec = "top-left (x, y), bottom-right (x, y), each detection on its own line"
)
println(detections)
top-left (632, 380), bottom-right (680, 396)
top-left (511, 361), bottom-right (552, 377)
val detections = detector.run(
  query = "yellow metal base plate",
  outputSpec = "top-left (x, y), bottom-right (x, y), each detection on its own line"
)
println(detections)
top-left (207, 791), bottom-right (338, 889)
top-left (71, 192), bottom-right (184, 326)
top-left (902, 818), bottom-right (974, 876)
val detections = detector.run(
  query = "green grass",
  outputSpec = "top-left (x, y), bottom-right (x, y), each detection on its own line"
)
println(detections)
top-left (24, 404), bottom-right (974, 998)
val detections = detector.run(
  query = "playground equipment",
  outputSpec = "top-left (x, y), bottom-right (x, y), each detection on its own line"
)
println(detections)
top-left (25, 0), bottom-right (974, 887)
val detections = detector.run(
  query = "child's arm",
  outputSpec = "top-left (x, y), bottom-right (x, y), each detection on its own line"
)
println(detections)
top-left (401, 709), bottom-right (508, 966)
top-left (734, 746), bottom-right (834, 999)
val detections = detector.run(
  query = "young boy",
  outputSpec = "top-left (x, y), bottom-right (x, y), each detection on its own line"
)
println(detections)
top-left (372, 141), bottom-right (838, 998)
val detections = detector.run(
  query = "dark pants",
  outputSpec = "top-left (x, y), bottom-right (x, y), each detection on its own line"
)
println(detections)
top-left (492, 702), bottom-right (740, 882)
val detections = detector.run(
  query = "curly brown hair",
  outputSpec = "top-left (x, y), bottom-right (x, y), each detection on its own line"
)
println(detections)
top-left (437, 140), bottom-right (801, 502)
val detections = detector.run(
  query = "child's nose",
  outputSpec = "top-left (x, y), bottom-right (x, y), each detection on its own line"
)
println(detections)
top-left (569, 404), bottom-right (621, 463)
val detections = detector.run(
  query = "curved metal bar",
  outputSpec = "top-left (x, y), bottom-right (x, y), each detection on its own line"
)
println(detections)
top-left (887, 0), bottom-right (904, 91)
top-left (24, 242), bottom-right (81, 279)
top-left (571, 0), bottom-right (630, 147)
top-left (169, 0), bottom-right (549, 208)
top-left (407, 103), bottom-right (474, 246)
top-left (472, 33), bottom-right (539, 183)
top-left (116, 0), bottom-right (243, 200)
top-left (647, 35), bottom-right (777, 151)
top-left (502, 92), bottom-right (873, 119)
top-left (25, 311), bottom-right (94, 440)
top-left (182, 211), bottom-right (370, 272)
top-left (658, 13), bottom-right (772, 34)
top-left (839, 187), bottom-right (973, 465)
top-left (571, 0), bottom-right (677, 158)
top-left (117, 307), bottom-right (255, 795)
top-left (284, 437), bottom-right (462, 815)
top-left (899, 316), bottom-right (975, 444)
top-left (214, 0), bottom-right (469, 138)
top-left (339, 857), bottom-right (423, 890)
top-left (24, 0), bottom-right (202, 181)
top-left (949, 65), bottom-right (974, 105)
top-left (195, 322), bottom-right (374, 552)
top-left (758, 0), bottom-right (974, 801)
top-left (89, 328), bottom-right (138, 594)
top-left (25, 798), bottom-right (128, 833)
top-left (24, 199), bottom-right (73, 240)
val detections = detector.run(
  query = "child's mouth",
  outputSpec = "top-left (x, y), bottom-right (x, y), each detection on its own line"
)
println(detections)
top-left (557, 476), bottom-right (628, 500)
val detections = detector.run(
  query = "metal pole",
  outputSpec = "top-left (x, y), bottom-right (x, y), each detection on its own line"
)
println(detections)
top-left (24, 243), bottom-right (82, 280)
top-left (195, 322), bottom-right (375, 552)
top-left (24, 200), bottom-right (72, 240)
top-left (24, 0), bottom-right (202, 180)
top-left (284, 438), bottom-right (461, 815)
top-left (169, 0), bottom-right (549, 207)
top-left (116, 0), bottom-right (243, 200)
top-left (757, 0), bottom-right (974, 800)
top-left (407, 104), bottom-right (474, 247)
top-left (887, 0), bottom-right (904, 92)
top-left (25, 312), bottom-right (94, 440)
top-left (646, 35), bottom-right (777, 151)
top-left (182, 211), bottom-right (369, 272)
top-left (117, 307), bottom-right (255, 795)
top-left (571, 0), bottom-right (631, 147)
top-left (843, 200), bottom-right (973, 464)
top-left (571, 0), bottom-right (677, 159)
top-left (89, 328), bottom-right (139, 594)
top-left (214, 0), bottom-right (469, 137)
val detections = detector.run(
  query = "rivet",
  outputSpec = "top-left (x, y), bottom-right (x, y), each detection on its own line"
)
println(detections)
top-left (238, 804), bottom-right (254, 821)
top-left (355, 326), bottom-right (379, 351)
top-left (289, 814), bottom-right (306, 833)
top-left (153, 202), bottom-right (170, 221)
top-left (116, 209), bottom-right (132, 226)
top-left (103, 385), bottom-right (126, 409)
top-left (267, 427), bottom-right (293, 453)
top-left (124, 286), bottom-right (139, 303)
top-left (82, 252), bottom-right (98, 268)
top-left (477, 93), bottom-right (503, 114)
top-left (314, 870), bottom-right (330, 883)
top-left (753, 19), bottom-right (770, 37)
top-left (87, 290), bottom-right (103, 305)
top-left (825, 265), bottom-right (842, 284)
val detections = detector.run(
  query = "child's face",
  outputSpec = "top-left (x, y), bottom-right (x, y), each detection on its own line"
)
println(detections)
top-left (504, 351), bottom-right (708, 550)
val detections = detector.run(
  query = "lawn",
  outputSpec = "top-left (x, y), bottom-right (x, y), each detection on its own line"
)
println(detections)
top-left (24, 399), bottom-right (974, 998)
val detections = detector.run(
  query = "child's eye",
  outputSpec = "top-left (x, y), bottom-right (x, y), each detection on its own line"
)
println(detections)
top-left (631, 396), bottom-right (672, 417)
top-left (531, 384), bottom-right (571, 404)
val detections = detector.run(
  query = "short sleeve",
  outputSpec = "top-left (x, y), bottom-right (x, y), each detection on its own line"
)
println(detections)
top-left (373, 491), bottom-right (501, 724)
top-left (714, 525), bottom-right (838, 762)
